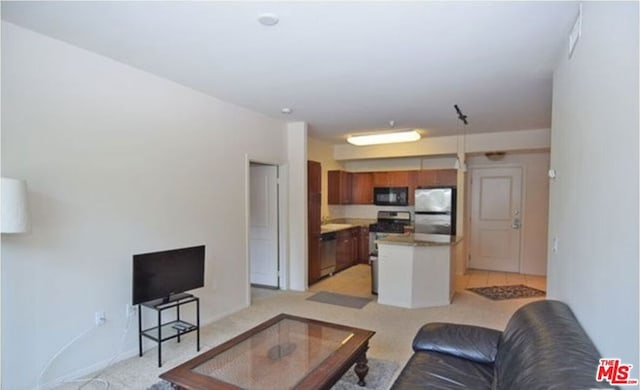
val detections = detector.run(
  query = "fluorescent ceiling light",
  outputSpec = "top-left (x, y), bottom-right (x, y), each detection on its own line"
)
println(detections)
top-left (347, 130), bottom-right (421, 146)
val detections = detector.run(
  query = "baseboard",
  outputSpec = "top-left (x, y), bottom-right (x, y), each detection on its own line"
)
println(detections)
top-left (37, 347), bottom-right (138, 390)
top-left (35, 305), bottom-right (246, 390)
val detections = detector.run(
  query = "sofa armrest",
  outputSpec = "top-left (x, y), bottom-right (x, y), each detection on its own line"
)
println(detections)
top-left (412, 323), bottom-right (502, 364)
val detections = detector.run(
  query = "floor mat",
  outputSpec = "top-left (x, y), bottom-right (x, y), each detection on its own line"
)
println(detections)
top-left (467, 284), bottom-right (545, 300)
top-left (306, 291), bottom-right (372, 309)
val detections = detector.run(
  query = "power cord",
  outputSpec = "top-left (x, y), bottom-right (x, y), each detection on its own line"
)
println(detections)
top-left (75, 309), bottom-right (135, 389)
top-left (37, 307), bottom-right (136, 390)
top-left (37, 324), bottom-right (98, 389)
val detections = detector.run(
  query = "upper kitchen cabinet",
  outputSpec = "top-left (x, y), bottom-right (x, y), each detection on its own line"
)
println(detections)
top-left (415, 169), bottom-right (457, 187)
top-left (436, 169), bottom-right (457, 186)
top-left (328, 170), bottom-right (352, 204)
top-left (415, 170), bottom-right (437, 187)
top-left (351, 172), bottom-right (373, 204)
top-left (328, 168), bottom-right (456, 205)
top-left (372, 171), bottom-right (412, 187)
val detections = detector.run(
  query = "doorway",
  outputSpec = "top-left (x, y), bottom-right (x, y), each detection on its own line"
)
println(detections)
top-left (249, 163), bottom-right (279, 288)
top-left (468, 166), bottom-right (523, 272)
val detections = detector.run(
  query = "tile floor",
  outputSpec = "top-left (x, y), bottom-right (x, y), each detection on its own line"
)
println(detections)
top-left (310, 264), bottom-right (547, 298)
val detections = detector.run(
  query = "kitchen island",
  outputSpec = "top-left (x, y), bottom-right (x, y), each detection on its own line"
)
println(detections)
top-left (376, 233), bottom-right (462, 308)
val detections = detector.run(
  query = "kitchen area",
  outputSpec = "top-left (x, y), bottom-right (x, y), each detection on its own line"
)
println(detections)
top-left (308, 160), bottom-right (462, 308)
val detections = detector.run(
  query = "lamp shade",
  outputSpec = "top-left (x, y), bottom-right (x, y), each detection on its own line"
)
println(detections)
top-left (1, 177), bottom-right (30, 233)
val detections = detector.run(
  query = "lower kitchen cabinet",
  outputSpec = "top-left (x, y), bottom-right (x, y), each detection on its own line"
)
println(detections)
top-left (336, 228), bottom-right (357, 272)
top-left (358, 226), bottom-right (370, 264)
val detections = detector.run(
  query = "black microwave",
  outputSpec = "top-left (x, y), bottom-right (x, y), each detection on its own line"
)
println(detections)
top-left (373, 187), bottom-right (408, 206)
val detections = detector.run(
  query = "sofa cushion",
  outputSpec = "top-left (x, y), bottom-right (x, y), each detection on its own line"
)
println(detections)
top-left (391, 351), bottom-right (494, 389)
top-left (494, 300), bottom-right (610, 389)
top-left (412, 322), bottom-right (502, 364)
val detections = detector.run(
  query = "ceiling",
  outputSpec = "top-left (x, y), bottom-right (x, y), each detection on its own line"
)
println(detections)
top-left (1, 1), bottom-right (578, 144)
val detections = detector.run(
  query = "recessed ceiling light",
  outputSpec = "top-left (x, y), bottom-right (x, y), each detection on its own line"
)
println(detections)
top-left (347, 130), bottom-right (422, 146)
top-left (281, 107), bottom-right (293, 114)
top-left (258, 13), bottom-right (279, 26)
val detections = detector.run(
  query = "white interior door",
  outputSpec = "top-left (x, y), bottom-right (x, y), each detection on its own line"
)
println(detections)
top-left (249, 164), bottom-right (279, 287)
top-left (469, 167), bottom-right (522, 272)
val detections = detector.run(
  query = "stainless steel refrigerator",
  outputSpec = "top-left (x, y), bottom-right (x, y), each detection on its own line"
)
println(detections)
top-left (414, 187), bottom-right (456, 235)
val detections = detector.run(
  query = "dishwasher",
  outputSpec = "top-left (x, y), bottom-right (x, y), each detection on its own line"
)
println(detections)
top-left (319, 232), bottom-right (337, 277)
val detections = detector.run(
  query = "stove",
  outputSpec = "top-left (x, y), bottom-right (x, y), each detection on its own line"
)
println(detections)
top-left (369, 210), bottom-right (412, 233)
top-left (369, 211), bottom-right (412, 295)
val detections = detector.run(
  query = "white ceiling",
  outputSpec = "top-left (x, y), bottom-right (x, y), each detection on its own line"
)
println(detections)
top-left (1, 1), bottom-right (578, 144)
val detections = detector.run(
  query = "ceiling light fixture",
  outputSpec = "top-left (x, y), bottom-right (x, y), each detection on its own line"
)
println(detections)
top-left (347, 130), bottom-right (421, 146)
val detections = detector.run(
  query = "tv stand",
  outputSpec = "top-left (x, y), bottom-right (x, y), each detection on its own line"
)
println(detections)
top-left (138, 293), bottom-right (200, 367)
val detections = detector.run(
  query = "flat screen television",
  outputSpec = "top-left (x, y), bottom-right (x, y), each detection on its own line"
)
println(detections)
top-left (132, 245), bottom-right (205, 305)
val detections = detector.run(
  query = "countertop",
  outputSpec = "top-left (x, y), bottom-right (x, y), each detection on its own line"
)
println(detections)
top-left (320, 218), bottom-right (375, 234)
top-left (376, 233), bottom-right (462, 247)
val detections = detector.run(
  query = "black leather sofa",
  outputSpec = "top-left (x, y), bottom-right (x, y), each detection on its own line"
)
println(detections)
top-left (391, 300), bottom-right (612, 389)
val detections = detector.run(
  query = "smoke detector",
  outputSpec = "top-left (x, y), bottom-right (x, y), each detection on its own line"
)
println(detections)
top-left (258, 13), bottom-right (279, 26)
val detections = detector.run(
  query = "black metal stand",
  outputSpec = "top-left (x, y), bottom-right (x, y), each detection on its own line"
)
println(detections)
top-left (138, 293), bottom-right (200, 367)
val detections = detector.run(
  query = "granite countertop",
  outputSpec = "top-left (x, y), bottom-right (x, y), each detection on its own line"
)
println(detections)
top-left (320, 218), bottom-right (375, 234)
top-left (327, 218), bottom-right (375, 227)
top-left (376, 233), bottom-right (463, 247)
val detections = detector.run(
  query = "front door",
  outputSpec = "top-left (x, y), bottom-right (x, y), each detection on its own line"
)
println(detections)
top-left (469, 167), bottom-right (522, 272)
top-left (249, 164), bottom-right (279, 287)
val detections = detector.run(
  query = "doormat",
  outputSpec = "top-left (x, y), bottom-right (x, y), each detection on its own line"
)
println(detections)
top-left (467, 284), bottom-right (546, 300)
top-left (149, 358), bottom-right (398, 390)
top-left (306, 291), bottom-right (372, 309)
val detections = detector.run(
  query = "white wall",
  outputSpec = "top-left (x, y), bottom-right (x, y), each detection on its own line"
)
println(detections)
top-left (467, 151), bottom-right (550, 275)
top-left (548, 2), bottom-right (638, 368)
top-left (287, 123), bottom-right (308, 291)
top-left (1, 22), bottom-right (291, 388)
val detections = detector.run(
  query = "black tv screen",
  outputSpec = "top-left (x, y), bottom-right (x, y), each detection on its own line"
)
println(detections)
top-left (132, 245), bottom-right (205, 305)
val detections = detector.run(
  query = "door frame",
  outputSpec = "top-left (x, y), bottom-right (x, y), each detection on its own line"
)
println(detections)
top-left (244, 155), bottom-right (288, 306)
top-left (466, 163), bottom-right (526, 273)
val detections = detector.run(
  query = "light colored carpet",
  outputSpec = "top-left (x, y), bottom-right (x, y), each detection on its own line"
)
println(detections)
top-left (147, 358), bottom-right (398, 390)
top-left (53, 266), bottom-right (543, 390)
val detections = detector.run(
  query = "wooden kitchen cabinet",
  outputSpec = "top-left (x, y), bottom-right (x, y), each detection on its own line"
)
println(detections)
top-left (336, 227), bottom-right (359, 272)
top-left (308, 161), bottom-right (322, 284)
top-left (373, 170), bottom-right (411, 187)
top-left (435, 169), bottom-right (457, 186)
top-left (415, 170), bottom-right (437, 187)
top-left (328, 170), bottom-right (352, 204)
top-left (351, 172), bottom-right (373, 204)
top-left (358, 226), bottom-right (370, 264)
top-left (415, 169), bottom-right (457, 187)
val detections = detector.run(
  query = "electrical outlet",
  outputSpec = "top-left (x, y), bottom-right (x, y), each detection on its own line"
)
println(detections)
top-left (95, 311), bottom-right (106, 326)
top-left (126, 304), bottom-right (137, 318)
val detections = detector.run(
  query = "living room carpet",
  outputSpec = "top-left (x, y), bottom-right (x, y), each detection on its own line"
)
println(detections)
top-left (147, 358), bottom-right (399, 389)
top-left (468, 284), bottom-right (546, 300)
top-left (305, 291), bottom-right (372, 309)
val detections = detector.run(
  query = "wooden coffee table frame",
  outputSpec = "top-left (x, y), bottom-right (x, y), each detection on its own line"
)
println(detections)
top-left (160, 313), bottom-right (375, 390)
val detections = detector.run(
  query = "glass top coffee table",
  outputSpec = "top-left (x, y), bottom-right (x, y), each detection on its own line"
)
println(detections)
top-left (160, 313), bottom-right (375, 389)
